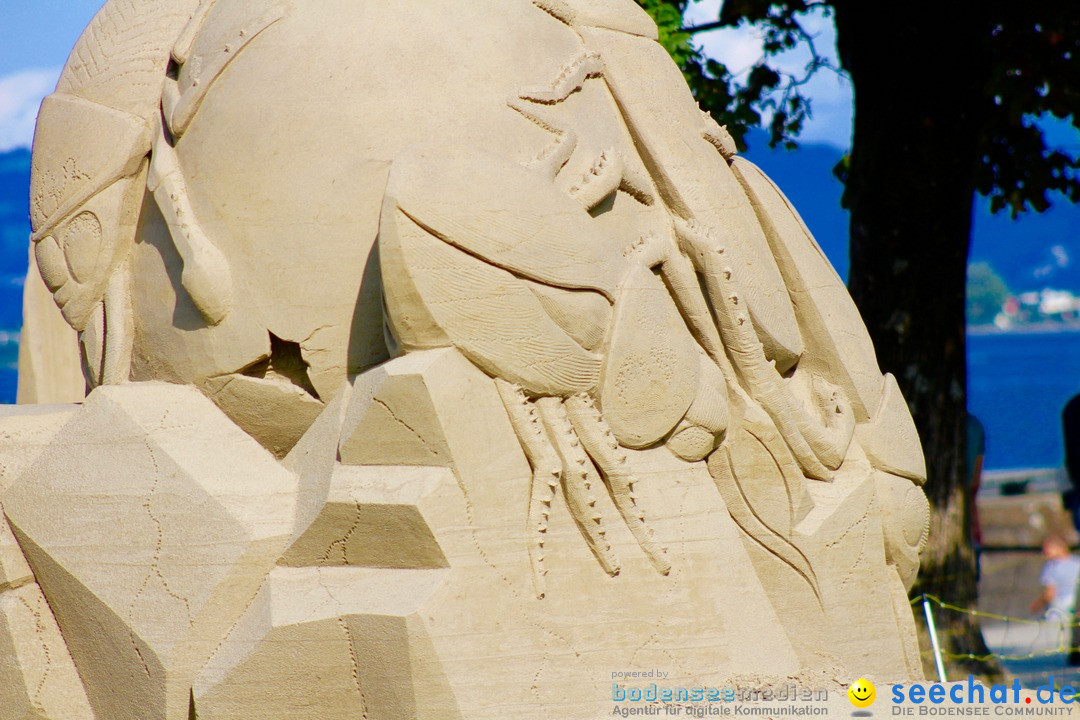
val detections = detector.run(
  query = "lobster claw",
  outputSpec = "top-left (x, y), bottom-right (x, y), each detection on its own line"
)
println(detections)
top-left (379, 144), bottom-right (609, 397)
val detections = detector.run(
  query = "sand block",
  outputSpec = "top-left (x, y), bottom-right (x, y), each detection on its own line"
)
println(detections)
top-left (280, 465), bottom-right (451, 569)
top-left (0, 582), bottom-right (96, 720)
top-left (0, 404), bottom-right (78, 495)
top-left (2, 383), bottom-right (297, 720)
top-left (276, 350), bottom-right (802, 718)
top-left (797, 450), bottom-right (920, 681)
top-left (0, 509), bottom-right (32, 593)
top-left (192, 565), bottom-right (457, 720)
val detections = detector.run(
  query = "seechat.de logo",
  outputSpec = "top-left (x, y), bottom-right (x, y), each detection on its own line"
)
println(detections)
top-left (849, 678), bottom-right (877, 709)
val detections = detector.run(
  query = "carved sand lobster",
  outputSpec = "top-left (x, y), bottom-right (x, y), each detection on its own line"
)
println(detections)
top-left (378, 51), bottom-right (861, 599)
top-left (27, 0), bottom-right (925, 605)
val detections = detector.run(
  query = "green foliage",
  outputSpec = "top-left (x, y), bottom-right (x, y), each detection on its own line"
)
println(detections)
top-left (637, 0), bottom-right (694, 66)
top-left (635, 0), bottom-right (834, 150)
top-left (636, 0), bottom-right (750, 148)
top-left (636, 0), bottom-right (1080, 216)
top-left (966, 262), bottom-right (1011, 325)
top-left (976, 11), bottom-right (1080, 216)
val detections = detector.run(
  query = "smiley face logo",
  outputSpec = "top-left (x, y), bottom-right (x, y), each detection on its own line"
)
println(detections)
top-left (848, 678), bottom-right (876, 708)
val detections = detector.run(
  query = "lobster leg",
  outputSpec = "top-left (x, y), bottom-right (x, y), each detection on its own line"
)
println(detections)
top-left (675, 218), bottom-right (841, 480)
top-left (657, 248), bottom-right (726, 363)
top-left (564, 394), bottom-right (671, 575)
top-left (536, 397), bottom-right (621, 577)
top-left (796, 374), bottom-right (856, 468)
top-left (495, 379), bottom-right (562, 599)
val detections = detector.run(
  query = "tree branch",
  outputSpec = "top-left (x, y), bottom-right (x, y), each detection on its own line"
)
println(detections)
top-left (681, 20), bottom-right (726, 34)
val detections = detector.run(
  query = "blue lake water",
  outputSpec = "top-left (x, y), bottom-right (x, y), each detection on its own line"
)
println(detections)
top-left (0, 368), bottom-right (15, 402)
top-left (968, 328), bottom-right (1080, 471)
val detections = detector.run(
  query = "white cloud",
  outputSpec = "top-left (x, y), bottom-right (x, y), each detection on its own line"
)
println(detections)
top-left (788, 69), bottom-right (852, 147)
top-left (0, 68), bottom-right (60, 153)
top-left (683, 0), bottom-right (722, 28)
top-left (693, 24), bottom-right (764, 75)
top-left (681, 1), bottom-right (853, 148)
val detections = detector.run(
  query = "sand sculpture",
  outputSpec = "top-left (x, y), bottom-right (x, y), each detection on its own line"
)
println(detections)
top-left (1, 1), bottom-right (931, 717)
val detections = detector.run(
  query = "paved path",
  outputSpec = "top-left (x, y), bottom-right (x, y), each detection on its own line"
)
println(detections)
top-left (977, 550), bottom-right (1080, 686)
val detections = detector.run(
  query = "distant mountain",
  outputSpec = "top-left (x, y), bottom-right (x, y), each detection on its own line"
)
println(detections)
top-left (0, 148), bottom-right (30, 271)
top-left (741, 132), bottom-right (850, 280)
top-left (741, 129), bottom-right (1080, 296)
top-left (970, 198), bottom-right (1080, 295)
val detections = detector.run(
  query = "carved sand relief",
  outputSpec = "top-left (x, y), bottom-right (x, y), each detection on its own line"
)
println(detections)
top-left (378, 43), bottom-right (869, 606)
top-left (6, 1), bottom-right (932, 717)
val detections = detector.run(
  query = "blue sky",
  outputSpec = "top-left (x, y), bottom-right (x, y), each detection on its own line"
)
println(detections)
top-left (1, 2), bottom-right (1074, 153)
top-left (683, 0), bottom-right (855, 148)
top-left (684, 0), bottom-right (1079, 155)
top-left (0, 1), bottom-right (105, 151)
top-left (0, 0), bottom-right (861, 152)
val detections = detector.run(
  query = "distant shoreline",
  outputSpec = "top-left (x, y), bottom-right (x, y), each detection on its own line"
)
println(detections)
top-left (967, 322), bottom-right (1080, 336)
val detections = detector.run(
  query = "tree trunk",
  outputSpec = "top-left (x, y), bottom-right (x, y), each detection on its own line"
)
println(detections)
top-left (833, 0), bottom-right (1003, 680)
